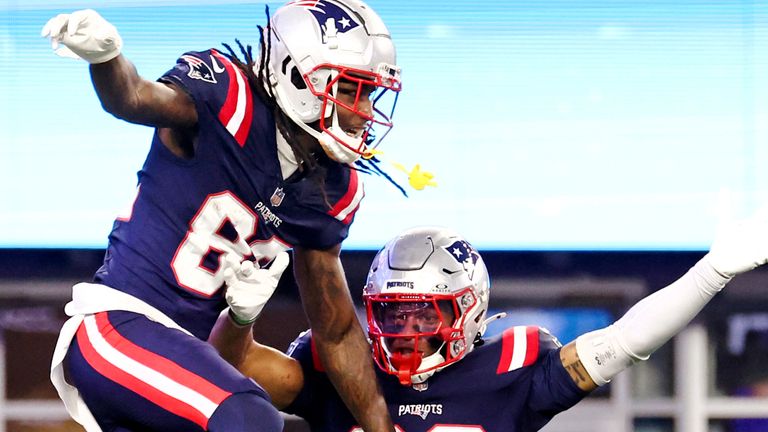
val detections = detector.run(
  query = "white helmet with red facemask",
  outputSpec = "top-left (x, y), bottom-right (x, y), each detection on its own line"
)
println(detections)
top-left (363, 227), bottom-right (491, 386)
top-left (266, 0), bottom-right (401, 163)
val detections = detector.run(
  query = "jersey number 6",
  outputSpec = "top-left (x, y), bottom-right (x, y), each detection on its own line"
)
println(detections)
top-left (171, 191), bottom-right (288, 297)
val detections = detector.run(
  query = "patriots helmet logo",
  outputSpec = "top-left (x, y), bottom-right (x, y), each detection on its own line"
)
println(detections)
top-left (180, 55), bottom-right (217, 84)
top-left (288, 0), bottom-right (360, 37)
top-left (443, 240), bottom-right (481, 279)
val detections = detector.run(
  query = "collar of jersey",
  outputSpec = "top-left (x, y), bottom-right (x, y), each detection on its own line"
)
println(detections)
top-left (275, 128), bottom-right (300, 180)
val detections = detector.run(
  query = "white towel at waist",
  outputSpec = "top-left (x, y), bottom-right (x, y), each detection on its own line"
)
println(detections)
top-left (50, 282), bottom-right (193, 432)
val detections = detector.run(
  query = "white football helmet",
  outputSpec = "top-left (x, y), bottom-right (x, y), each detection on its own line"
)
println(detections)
top-left (266, 0), bottom-right (401, 163)
top-left (363, 227), bottom-right (491, 386)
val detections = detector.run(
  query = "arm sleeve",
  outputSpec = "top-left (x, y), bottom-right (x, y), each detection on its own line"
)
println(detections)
top-left (575, 257), bottom-right (730, 385)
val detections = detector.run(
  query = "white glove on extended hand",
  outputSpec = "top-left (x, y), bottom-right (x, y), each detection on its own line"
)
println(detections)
top-left (705, 205), bottom-right (768, 277)
top-left (224, 252), bottom-right (290, 326)
top-left (41, 9), bottom-right (123, 64)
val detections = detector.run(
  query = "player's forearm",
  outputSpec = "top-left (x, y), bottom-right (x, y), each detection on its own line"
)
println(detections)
top-left (315, 323), bottom-right (393, 432)
top-left (573, 257), bottom-right (730, 386)
top-left (90, 55), bottom-right (146, 120)
top-left (89, 55), bottom-right (194, 128)
top-left (294, 246), bottom-right (394, 432)
top-left (611, 257), bottom-right (728, 357)
top-left (208, 310), bottom-right (253, 369)
top-left (209, 310), bottom-right (303, 409)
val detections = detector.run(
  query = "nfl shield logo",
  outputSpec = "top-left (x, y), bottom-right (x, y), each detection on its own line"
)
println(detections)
top-left (270, 187), bottom-right (285, 207)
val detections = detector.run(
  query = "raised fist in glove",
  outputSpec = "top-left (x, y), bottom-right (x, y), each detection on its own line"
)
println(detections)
top-left (224, 252), bottom-right (290, 326)
top-left (705, 205), bottom-right (768, 277)
top-left (41, 9), bottom-right (122, 64)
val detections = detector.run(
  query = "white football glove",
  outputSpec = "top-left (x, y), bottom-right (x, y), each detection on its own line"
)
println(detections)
top-left (704, 205), bottom-right (768, 277)
top-left (223, 252), bottom-right (290, 326)
top-left (41, 9), bottom-right (123, 64)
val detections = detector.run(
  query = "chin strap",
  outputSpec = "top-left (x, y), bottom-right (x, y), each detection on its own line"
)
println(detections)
top-left (389, 351), bottom-right (422, 386)
top-left (318, 128), bottom-right (366, 164)
top-left (388, 342), bottom-right (449, 386)
top-left (408, 352), bottom-right (445, 384)
top-left (389, 343), bottom-right (449, 386)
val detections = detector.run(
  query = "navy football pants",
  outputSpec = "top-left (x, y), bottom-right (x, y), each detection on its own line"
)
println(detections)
top-left (65, 311), bottom-right (282, 432)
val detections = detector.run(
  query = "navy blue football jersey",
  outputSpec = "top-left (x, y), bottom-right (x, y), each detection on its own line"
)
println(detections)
top-left (285, 327), bottom-right (586, 432)
top-left (94, 49), bottom-right (364, 340)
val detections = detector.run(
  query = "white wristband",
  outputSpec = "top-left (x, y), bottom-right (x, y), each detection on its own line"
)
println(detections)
top-left (575, 325), bottom-right (633, 386)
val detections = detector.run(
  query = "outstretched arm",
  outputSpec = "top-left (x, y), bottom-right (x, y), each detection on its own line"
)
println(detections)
top-left (89, 57), bottom-right (196, 129)
top-left (561, 207), bottom-right (768, 391)
top-left (293, 245), bottom-right (394, 432)
top-left (42, 10), bottom-right (196, 130)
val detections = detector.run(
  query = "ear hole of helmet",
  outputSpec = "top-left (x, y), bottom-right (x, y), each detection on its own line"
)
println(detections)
top-left (474, 310), bottom-right (485, 324)
top-left (290, 66), bottom-right (307, 90)
top-left (279, 55), bottom-right (307, 91)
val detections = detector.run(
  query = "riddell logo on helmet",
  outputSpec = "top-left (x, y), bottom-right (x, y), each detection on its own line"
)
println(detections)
top-left (386, 281), bottom-right (414, 289)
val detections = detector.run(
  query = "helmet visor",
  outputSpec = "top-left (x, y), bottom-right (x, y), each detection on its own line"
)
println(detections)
top-left (372, 301), bottom-right (442, 336)
top-left (369, 298), bottom-right (455, 337)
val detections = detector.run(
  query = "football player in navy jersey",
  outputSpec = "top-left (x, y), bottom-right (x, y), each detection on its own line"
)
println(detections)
top-left (210, 215), bottom-right (768, 432)
top-left (41, 1), bottom-right (400, 431)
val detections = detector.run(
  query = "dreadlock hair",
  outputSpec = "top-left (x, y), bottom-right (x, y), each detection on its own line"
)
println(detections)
top-left (222, 11), bottom-right (330, 206)
top-left (353, 155), bottom-right (407, 197)
top-left (222, 5), bottom-right (407, 202)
